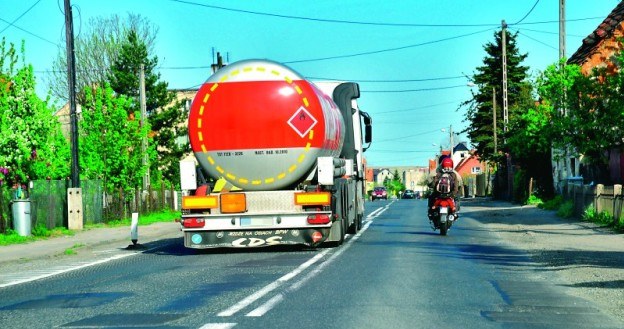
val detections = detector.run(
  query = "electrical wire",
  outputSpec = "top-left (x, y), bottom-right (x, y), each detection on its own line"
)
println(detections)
top-left (167, 0), bottom-right (500, 28)
top-left (283, 28), bottom-right (494, 64)
top-left (375, 100), bottom-right (464, 114)
top-left (513, 0), bottom-right (540, 25)
top-left (0, 17), bottom-right (57, 45)
top-left (0, 0), bottom-right (42, 35)
top-left (512, 29), bottom-right (558, 51)
top-left (308, 75), bottom-right (465, 83)
top-left (362, 84), bottom-right (467, 93)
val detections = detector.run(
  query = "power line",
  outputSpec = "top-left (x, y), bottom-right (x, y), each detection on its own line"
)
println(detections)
top-left (283, 28), bottom-right (494, 64)
top-left (0, 17), bottom-right (58, 46)
top-left (513, 29), bottom-right (558, 51)
top-left (362, 84), bottom-right (467, 93)
top-left (167, 0), bottom-right (499, 28)
top-left (375, 128), bottom-right (444, 143)
top-left (375, 99), bottom-right (464, 114)
top-left (0, 0), bottom-right (42, 34)
top-left (309, 75), bottom-right (465, 83)
top-left (513, 0), bottom-right (540, 25)
top-left (167, 0), bottom-right (603, 28)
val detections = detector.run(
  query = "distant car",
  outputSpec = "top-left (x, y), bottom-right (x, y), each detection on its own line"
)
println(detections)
top-left (372, 187), bottom-right (388, 200)
top-left (402, 189), bottom-right (415, 199)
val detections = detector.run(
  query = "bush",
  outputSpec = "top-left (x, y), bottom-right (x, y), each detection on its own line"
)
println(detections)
top-left (582, 205), bottom-right (613, 226)
top-left (540, 195), bottom-right (564, 210)
top-left (526, 195), bottom-right (543, 206)
top-left (582, 206), bottom-right (597, 222)
top-left (556, 200), bottom-right (575, 218)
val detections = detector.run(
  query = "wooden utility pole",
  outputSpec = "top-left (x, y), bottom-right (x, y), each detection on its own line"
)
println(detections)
top-left (64, 0), bottom-right (83, 230)
top-left (64, 0), bottom-right (80, 187)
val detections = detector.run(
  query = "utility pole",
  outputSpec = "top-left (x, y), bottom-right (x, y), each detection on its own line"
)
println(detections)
top-left (501, 20), bottom-right (509, 133)
top-left (449, 125), bottom-right (454, 157)
top-left (559, 0), bottom-right (566, 60)
top-left (493, 87), bottom-right (497, 155)
top-left (64, 0), bottom-right (79, 187)
top-left (64, 0), bottom-right (83, 230)
top-left (139, 64), bottom-right (149, 190)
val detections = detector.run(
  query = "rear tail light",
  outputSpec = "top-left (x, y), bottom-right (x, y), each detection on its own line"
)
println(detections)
top-left (307, 213), bottom-right (331, 225)
top-left (182, 218), bottom-right (205, 228)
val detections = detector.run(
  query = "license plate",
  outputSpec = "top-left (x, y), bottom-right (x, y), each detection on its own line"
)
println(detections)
top-left (240, 217), bottom-right (274, 227)
top-left (439, 207), bottom-right (448, 214)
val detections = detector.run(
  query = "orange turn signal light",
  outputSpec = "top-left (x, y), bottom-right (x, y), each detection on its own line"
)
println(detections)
top-left (220, 193), bottom-right (247, 213)
top-left (182, 196), bottom-right (218, 209)
top-left (294, 192), bottom-right (331, 206)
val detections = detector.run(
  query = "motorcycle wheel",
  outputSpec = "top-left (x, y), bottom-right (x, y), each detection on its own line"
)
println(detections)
top-left (439, 221), bottom-right (448, 236)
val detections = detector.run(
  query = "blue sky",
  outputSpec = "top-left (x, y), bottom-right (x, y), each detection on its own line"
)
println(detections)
top-left (0, 0), bottom-right (621, 167)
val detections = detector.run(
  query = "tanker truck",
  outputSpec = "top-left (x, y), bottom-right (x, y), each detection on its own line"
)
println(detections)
top-left (179, 59), bottom-right (372, 248)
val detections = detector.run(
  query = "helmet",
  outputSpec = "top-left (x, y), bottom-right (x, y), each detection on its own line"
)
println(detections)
top-left (441, 157), bottom-right (453, 171)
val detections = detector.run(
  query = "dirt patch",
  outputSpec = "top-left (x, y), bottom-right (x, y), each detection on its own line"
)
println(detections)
top-left (462, 199), bottom-right (624, 323)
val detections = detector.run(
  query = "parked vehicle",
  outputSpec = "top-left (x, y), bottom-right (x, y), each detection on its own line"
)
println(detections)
top-left (372, 187), bottom-right (388, 200)
top-left (179, 59), bottom-right (372, 248)
top-left (402, 189), bottom-right (415, 199)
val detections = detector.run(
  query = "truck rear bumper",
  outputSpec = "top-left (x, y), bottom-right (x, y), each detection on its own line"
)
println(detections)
top-left (184, 228), bottom-right (332, 249)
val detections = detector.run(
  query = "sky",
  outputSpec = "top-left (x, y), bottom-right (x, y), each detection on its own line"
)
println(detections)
top-left (0, 0), bottom-right (621, 168)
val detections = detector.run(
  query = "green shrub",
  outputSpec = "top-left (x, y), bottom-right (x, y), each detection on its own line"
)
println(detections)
top-left (556, 200), bottom-right (575, 218)
top-left (582, 206), bottom-right (597, 221)
top-left (526, 195), bottom-right (543, 206)
top-left (541, 195), bottom-right (564, 210)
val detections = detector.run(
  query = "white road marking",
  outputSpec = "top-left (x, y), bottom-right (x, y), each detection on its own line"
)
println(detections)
top-left (0, 247), bottom-right (160, 288)
top-left (216, 249), bottom-right (330, 317)
top-left (245, 219), bottom-right (375, 317)
top-left (198, 323), bottom-right (237, 329)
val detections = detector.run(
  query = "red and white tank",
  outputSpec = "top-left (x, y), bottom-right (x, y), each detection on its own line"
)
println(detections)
top-left (188, 59), bottom-right (345, 191)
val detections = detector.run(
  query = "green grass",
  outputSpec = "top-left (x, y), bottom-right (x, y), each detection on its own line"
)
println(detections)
top-left (86, 209), bottom-right (180, 229)
top-left (1, 210), bottom-right (179, 246)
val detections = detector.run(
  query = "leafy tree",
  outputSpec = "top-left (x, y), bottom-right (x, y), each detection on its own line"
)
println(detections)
top-left (0, 38), bottom-right (70, 187)
top-left (384, 169), bottom-right (405, 198)
top-left (0, 39), bottom-right (70, 232)
top-left (462, 30), bottom-right (530, 162)
top-left (80, 84), bottom-right (150, 193)
top-left (48, 14), bottom-right (158, 103)
top-left (537, 53), bottom-right (624, 184)
top-left (108, 30), bottom-right (188, 187)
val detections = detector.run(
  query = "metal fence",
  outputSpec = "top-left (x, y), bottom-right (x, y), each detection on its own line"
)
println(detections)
top-left (0, 180), bottom-right (178, 233)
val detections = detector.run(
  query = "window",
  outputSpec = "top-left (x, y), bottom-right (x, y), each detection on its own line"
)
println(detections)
top-left (471, 167), bottom-right (482, 174)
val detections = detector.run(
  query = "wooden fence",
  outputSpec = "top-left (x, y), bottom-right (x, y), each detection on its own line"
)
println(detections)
top-left (563, 182), bottom-right (623, 224)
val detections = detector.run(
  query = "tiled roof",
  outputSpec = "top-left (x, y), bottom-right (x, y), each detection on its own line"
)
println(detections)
top-left (568, 1), bottom-right (624, 65)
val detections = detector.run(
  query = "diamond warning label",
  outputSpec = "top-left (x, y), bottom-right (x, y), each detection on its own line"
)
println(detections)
top-left (288, 106), bottom-right (318, 138)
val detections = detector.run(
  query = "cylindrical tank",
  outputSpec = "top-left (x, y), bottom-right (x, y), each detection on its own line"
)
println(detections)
top-left (188, 59), bottom-right (345, 191)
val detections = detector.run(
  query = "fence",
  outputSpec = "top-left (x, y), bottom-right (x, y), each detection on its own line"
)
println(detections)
top-left (562, 181), bottom-right (624, 224)
top-left (0, 180), bottom-right (178, 233)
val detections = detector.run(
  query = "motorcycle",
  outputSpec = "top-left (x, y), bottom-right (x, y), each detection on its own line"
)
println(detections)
top-left (429, 196), bottom-right (458, 235)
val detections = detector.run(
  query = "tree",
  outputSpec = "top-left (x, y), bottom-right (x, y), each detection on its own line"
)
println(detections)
top-left (47, 14), bottom-right (158, 103)
top-left (462, 30), bottom-right (531, 162)
top-left (537, 54), bottom-right (624, 184)
top-left (384, 169), bottom-right (405, 198)
top-left (80, 84), bottom-right (150, 193)
top-left (0, 39), bottom-right (70, 232)
top-left (108, 30), bottom-right (189, 187)
top-left (0, 39), bottom-right (70, 187)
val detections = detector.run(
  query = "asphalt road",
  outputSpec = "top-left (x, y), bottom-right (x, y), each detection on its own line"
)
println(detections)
top-left (0, 199), bottom-right (622, 329)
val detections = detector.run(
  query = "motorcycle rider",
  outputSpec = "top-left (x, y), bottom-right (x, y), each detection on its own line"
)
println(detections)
top-left (427, 156), bottom-right (463, 219)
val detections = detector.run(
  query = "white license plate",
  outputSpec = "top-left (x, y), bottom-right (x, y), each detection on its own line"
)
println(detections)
top-left (240, 217), bottom-right (274, 227)
top-left (439, 207), bottom-right (448, 214)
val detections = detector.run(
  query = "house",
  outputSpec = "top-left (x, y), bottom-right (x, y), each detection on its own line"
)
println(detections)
top-left (566, 1), bottom-right (624, 185)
